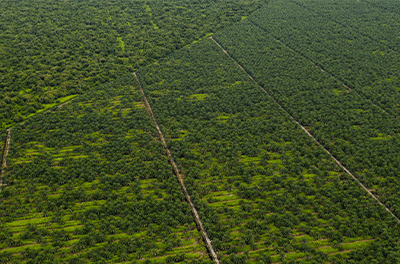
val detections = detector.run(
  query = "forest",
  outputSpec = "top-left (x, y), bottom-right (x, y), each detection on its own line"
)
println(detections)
top-left (247, 0), bottom-right (400, 118)
top-left (3, 0), bottom-right (400, 263)
top-left (214, 18), bottom-right (400, 220)
top-left (0, 76), bottom-right (211, 263)
top-left (0, 0), bottom-right (265, 129)
top-left (136, 39), bottom-right (400, 263)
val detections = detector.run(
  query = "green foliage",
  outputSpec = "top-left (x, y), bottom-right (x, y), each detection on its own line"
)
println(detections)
top-left (247, 0), bottom-right (400, 117)
top-left (3, 0), bottom-right (400, 263)
top-left (288, 0), bottom-right (400, 120)
top-left (0, 130), bottom-right (6, 163)
top-left (214, 13), bottom-right (400, 225)
top-left (0, 75), bottom-right (208, 262)
top-left (137, 38), bottom-right (400, 263)
top-left (0, 0), bottom-right (265, 129)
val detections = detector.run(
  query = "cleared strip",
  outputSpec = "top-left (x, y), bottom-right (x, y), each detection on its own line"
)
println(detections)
top-left (1, 129), bottom-right (11, 187)
top-left (133, 72), bottom-right (220, 264)
top-left (210, 37), bottom-right (400, 224)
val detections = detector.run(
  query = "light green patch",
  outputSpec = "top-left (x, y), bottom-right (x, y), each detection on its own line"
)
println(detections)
top-left (203, 190), bottom-right (235, 197)
top-left (241, 16), bottom-right (247, 20)
top-left (127, 129), bottom-right (146, 137)
top-left (0, 243), bottom-right (43, 254)
top-left (209, 195), bottom-right (239, 203)
top-left (134, 102), bottom-right (145, 108)
top-left (188, 38), bottom-right (202, 46)
top-left (341, 240), bottom-right (373, 250)
top-left (278, 141), bottom-right (292, 146)
top-left (302, 173), bottom-right (316, 179)
top-left (48, 94), bottom-right (78, 106)
top-left (186, 33), bottom-right (213, 47)
top-left (240, 155), bottom-right (260, 164)
top-left (371, 133), bottom-right (391, 140)
top-left (19, 89), bottom-right (32, 95)
top-left (144, 4), bottom-right (151, 13)
top-left (217, 115), bottom-right (229, 121)
top-left (59, 146), bottom-right (80, 151)
top-left (265, 251), bottom-right (307, 262)
top-left (150, 90), bottom-right (166, 96)
top-left (294, 235), bottom-right (315, 243)
top-left (189, 93), bottom-right (208, 100)
top-left (333, 89), bottom-right (345, 95)
top-left (143, 3), bottom-right (157, 29)
top-left (179, 130), bottom-right (188, 138)
top-left (373, 50), bottom-right (385, 55)
top-left (117, 37), bottom-right (125, 52)
top-left (318, 246), bottom-right (339, 254)
top-left (209, 199), bottom-right (240, 207)
top-left (68, 155), bottom-right (89, 159)
top-left (23, 149), bottom-right (41, 154)
top-left (5, 217), bottom-right (52, 227)
top-left (268, 159), bottom-right (282, 164)
top-left (150, 20), bottom-right (159, 30)
top-left (23, 94), bottom-right (78, 119)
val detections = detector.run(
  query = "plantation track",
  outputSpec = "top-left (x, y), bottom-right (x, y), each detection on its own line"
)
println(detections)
top-left (1, 129), bottom-right (11, 187)
top-left (133, 72), bottom-right (220, 264)
top-left (210, 37), bottom-right (400, 225)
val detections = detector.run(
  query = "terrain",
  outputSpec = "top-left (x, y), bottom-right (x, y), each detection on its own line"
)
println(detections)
top-left (2, 0), bottom-right (400, 263)
top-left (0, 0), bottom-right (264, 129)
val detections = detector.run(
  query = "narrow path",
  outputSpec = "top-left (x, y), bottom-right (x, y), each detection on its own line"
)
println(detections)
top-left (210, 37), bottom-right (253, 80)
top-left (210, 38), bottom-right (400, 224)
top-left (248, 20), bottom-right (390, 116)
top-left (133, 73), bottom-right (220, 264)
top-left (58, 101), bottom-right (71, 108)
top-left (1, 129), bottom-right (11, 187)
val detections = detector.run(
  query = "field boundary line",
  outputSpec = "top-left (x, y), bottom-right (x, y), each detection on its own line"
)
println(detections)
top-left (133, 72), bottom-right (220, 264)
top-left (247, 20), bottom-right (390, 116)
top-left (1, 129), bottom-right (11, 187)
top-left (210, 37), bottom-right (400, 224)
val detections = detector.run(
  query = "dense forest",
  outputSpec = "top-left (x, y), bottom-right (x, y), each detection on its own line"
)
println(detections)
top-left (0, 0), bottom-right (264, 129)
top-left (288, 0), bottom-right (400, 118)
top-left (294, 0), bottom-right (400, 51)
top-left (3, 0), bottom-right (400, 263)
top-left (0, 131), bottom-right (5, 178)
top-left (0, 76), bottom-right (210, 263)
top-left (247, 0), bottom-right (400, 118)
top-left (137, 39), bottom-right (400, 263)
top-left (213, 16), bottom-right (400, 219)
